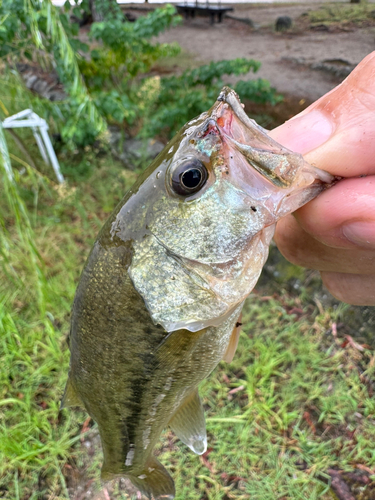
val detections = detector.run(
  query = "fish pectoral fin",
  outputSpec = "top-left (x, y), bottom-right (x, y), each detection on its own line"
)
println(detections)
top-left (222, 313), bottom-right (242, 364)
top-left (103, 456), bottom-right (175, 500)
top-left (60, 377), bottom-right (85, 409)
top-left (169, 389), bottom-right (207, 455)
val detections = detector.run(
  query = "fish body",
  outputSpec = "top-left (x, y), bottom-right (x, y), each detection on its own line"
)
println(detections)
top-left (63, 88), bottom-right (333, 499)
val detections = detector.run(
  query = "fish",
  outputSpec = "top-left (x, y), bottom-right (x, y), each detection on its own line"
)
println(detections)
top-left (62, 87), bottom-right (334, 499)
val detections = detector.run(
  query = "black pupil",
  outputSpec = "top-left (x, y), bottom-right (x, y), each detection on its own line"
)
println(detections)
top-left (171, 159), bottom-right (207, 196)
top-left (181, 168), bottom-right (202, 189)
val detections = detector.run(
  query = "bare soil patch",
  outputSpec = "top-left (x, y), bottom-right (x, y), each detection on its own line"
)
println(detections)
top-left (148, 2), bottom-right (375, 102)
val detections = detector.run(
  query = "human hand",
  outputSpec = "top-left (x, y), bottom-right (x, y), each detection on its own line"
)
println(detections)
top-left (269, 51), bottom-right (375, 306)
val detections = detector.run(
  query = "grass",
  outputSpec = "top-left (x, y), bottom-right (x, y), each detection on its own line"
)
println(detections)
top-left (307, 2), bottom-right (375, 28)
top-left (1, 75), bottom-right (375, 500)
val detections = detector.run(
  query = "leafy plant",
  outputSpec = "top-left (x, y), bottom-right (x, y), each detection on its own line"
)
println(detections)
top-left (139, 59), bottom-right (282, 139)
top-left (0, 1), bottom-right (282, 150)
top-left (0, 0), bottom-right (105, 147)
top-left (0, 1), bottom-right (183, 146)
top-left (82, 4), bottom-right (181, 89)
top-left (79, 4), bottom-right (181, 130)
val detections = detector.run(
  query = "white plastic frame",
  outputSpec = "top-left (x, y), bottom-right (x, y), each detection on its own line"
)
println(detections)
top-left (2, 109), bottom-right (64, 183)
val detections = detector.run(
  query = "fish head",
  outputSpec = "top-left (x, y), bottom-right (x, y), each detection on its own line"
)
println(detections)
top-left (107, 87), bottom-right (333, 333)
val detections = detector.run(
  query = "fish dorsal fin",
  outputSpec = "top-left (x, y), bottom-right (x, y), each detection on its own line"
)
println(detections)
top-left (222, 313), bottom-right (242, 363)
top-left (169, 389), bottom-right (207, 455)
top-left (60, 377), bottom-right (84, 409)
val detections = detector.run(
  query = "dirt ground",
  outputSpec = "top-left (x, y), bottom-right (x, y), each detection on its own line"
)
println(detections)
top-left (146, 2), bottom-right (375, 102)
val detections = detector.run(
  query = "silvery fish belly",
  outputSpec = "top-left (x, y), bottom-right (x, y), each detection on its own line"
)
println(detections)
top-left (62, 87), bottom-right (333, 499)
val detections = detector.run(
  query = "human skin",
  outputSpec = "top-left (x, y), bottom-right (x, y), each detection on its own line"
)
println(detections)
top-left (268, 51), bottom-right (375, 306)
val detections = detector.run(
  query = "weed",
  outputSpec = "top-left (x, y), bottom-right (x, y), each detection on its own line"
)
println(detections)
top-left (308, 3), bottom-right (375, 27)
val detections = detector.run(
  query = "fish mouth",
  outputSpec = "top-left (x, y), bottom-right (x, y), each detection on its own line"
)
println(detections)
top-left (210, 87), bottom-right (334, 188)
top-left (216, 87), bottom-right (267, 136)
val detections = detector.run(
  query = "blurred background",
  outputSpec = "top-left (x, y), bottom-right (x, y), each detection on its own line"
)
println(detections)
top-left (1, 1), bottom-right (375, 499)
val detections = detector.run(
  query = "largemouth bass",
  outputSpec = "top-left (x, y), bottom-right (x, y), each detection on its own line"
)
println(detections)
top-left (62, 87), bottom-right (333, 499)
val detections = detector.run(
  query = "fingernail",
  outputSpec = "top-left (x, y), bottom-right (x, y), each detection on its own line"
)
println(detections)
top-left (271, 110), bottom-right (334, 155)
top-left (342, 221), bottom-right (375, 249)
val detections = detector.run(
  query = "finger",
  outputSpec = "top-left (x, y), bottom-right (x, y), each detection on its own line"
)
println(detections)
top-left (294, 176), bottom-right (375, 249)
top-left (269, 51), bottom-right (375, 177)
top-left (321, 271), bottom-right (375, 306)
top-left (274, 215), bottom-right (375, 274)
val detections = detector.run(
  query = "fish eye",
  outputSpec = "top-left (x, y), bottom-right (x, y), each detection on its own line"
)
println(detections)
top-left (171, 159), bottom-right (208, 196)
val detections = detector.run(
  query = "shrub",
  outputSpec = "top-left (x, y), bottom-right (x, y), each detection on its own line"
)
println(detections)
top-left (0, 1), bottom-right (281, 150)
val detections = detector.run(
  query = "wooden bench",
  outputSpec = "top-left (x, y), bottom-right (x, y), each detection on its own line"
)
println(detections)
top-left (176, 3), bottom-right (234, 24)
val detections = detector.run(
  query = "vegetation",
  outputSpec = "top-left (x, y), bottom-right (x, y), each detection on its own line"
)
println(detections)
top-left (0, 0), bottom-right (280, 148)
top-left (1, 82), bottom-right (375, 497)
top-left (307, 3), bottom-right (375, 28)
top-left (1, 1), bottom-right (375, 499)
top-left (140, 59), bottom-right (280, 139)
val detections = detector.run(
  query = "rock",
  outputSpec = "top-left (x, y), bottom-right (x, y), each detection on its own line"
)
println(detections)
top-left (16, 63), bottom-right (67, 101)
top-left (311, 24), bottom-right (329, 32)
top-left (225, 15), bottom-right (255, 28)
top-left (275, 16), bottom-right (292, 32)
top-left (109, 126), bottom-right (165, 170)
top-left (281, 56), bottom-right (355, 81)
top-left (281, 56), bottom-right (308, 67)
top-left (311, 59), bottom-right (355, 80)
top-left (124, 12), bottom-right (137, 22)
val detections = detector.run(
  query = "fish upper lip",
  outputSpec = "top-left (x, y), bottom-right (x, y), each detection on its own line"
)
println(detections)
top-left (214, 87), bottom-right (268, 138)
top-left (216, 87), bottom-right (254, 130)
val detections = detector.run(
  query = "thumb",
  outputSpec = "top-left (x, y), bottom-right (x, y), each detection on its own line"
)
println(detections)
top-left (269, 51), bottom-right (375, 177)
top-left (269, 51), bottom-right (375, 252)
